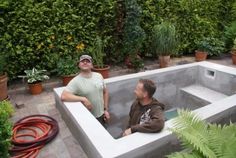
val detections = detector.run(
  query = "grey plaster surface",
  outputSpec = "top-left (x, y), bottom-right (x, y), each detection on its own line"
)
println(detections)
top-left (8, 55), bottom-right (236, 158)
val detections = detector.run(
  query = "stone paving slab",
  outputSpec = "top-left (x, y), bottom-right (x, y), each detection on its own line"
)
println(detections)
top-left (8, 56), bottom-right (236, 158)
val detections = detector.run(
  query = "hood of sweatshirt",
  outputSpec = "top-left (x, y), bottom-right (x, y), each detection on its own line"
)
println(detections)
top-left (138, 98), bottom-right (165, 110)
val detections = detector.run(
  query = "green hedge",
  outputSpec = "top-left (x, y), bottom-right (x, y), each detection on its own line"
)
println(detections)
top-left (0, 0), bottom-right (235, 78)
top-left (0, 0), bottom-right (115, 78)
top-left (138, 0), bottom-right (234, 56)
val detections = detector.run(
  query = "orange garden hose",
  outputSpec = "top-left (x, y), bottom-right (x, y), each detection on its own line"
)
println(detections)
top-left (10, 115), bottom-right (59, 158)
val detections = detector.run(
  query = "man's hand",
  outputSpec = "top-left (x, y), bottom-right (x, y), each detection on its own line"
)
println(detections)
top-left (103, 110), bottom-right (110, 122)
top-left (122, 128), bottom-right (132, 137)
top-left (81, 97), bottom-right (93, 110)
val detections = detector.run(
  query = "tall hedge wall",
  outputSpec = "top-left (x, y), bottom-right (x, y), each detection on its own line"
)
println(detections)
top-left (0, 0), bottom-right (115, 78)
top-left (138, 0), bottom-right (235, 55)
top-left (0, 0), bottom-right (235, 78)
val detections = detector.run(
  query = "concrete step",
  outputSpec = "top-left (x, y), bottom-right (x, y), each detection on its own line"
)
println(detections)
top-left (181, 84), bottom-right (228, 103)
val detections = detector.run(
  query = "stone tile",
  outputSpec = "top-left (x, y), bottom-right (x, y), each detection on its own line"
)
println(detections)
top-left (63, 136), bottom-right (88, 158)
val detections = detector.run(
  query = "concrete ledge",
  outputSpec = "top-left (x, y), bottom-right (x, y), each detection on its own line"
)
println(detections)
top-left (181, 84), bottom-right (228, 103)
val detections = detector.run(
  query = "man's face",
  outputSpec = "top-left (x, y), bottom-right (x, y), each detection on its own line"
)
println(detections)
top-left (134, 82), bottom-right (146, 100)
top-left (78, 59), bottom-right (93, 71)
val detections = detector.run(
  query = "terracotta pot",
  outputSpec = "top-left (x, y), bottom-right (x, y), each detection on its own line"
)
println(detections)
top-left (125, 56), bottom-right (133, 69)
top-left (159, 55), bottom-right (170, 68)
top-left (62, 75), bottom-right (76, 86)
top-left (92, 65), bottom-right (110, 79)
top-left (28, 82), bottom-right (43, 95)
top-left (195, 50), bottom-right (207, 61)
top-left (0, 73), bottom-right (8, 101)
top-left (231, 49), bottom-right (236, 65)
top-left (125, 54), bottom-right (142, 69)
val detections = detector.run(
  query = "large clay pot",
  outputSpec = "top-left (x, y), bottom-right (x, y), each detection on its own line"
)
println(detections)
top-left (0, 73), bottom-right (8, 101)
top-left (92, 65), bottom-right (110, 79)
top-left (28, 82), bottom-right (43, 95)
top-left (195, 50), bottom-right (208, 61)
top-left (231, 49), bottom-right (236, 65)
top-left (159, 55), bottom-right (170, 68)
top-left (62, 75), bottom-right (76, 86)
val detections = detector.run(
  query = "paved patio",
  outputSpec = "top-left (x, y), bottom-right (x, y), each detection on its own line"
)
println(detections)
top-left (8, 55), bottom-right (236, 158)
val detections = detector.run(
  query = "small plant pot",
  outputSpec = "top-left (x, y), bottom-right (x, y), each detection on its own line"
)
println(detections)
top-left (28, 82), bottom-right (43, 95)
top-left (0, 73), bottom-right (8, 101)
top-left (195, 51), bottom-right (207, 61)
top-left (92, 65), bottom-right (110, 79)
top-left (62, 75), bottom-right (76, 86)
top-left (231, 50), bottom-right (236, 65)
top-left (159, 55), bottom-right (170, 68)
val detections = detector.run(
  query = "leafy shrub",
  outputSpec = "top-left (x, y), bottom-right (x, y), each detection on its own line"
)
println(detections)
top-left (122, 0), bottom-right (146, 70)
top-left (0, 101), bottom-right (14, 157)
top-left (89, 36), bottom-right (105, 68)
top-left (195, 37), bottom-right (225, 56)
top-left (56, 56), bottom-right (78, 76)
top-left (21, 68), bottom-right (50, 84)
top-left (225, 21), bottom-right (236, 49)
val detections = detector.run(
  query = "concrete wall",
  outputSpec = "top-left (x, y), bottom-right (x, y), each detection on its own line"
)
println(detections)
top-left (197, 65), bottom-right (236, 95)
top-left (106, 66), bottom-right (198, 138)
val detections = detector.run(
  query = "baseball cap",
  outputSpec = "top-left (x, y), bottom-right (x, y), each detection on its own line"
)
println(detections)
top-left (79, 55), bottom-right (92, 62)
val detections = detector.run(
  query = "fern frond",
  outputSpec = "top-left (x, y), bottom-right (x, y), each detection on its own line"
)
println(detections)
top-left (208, 123), bottom-right (236, 158)
top-left (167, 151), bottom-right (203, 158)
top-left (167, 110), bottom-right (236, 158)
top-left (170, 109), bottom-right (216, 158)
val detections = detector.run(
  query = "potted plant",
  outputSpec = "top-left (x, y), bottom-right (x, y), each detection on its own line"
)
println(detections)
top-left (21, 68), bottom-right (49, 95)
top-left (122, 0), bottom-right (146, 71)
top-left (195, 38), bottom-right (211, 61)
top-left (56, 56), bottom-right (79, 86)
top-left (231, 38), bottom-right (236, 65)
top-left (90, 36), bottom-right (110, 78)
top-left (195, 37), bottom-right (225, 61)
top-left (152, 22), bottom-right (176, 68)
top-left (0, 54), bottom-right (8, 101)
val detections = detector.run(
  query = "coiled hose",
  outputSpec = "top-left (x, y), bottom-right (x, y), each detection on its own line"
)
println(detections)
top-left (10, 115), bottom-right (59, 158)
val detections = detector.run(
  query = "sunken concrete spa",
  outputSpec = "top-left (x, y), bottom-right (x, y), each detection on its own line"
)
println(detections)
top-left (54, 61), bottom-right (236, 158)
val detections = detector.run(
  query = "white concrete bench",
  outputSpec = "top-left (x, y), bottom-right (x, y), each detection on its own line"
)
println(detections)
top-left (181, 84), bottom-right (228, 103)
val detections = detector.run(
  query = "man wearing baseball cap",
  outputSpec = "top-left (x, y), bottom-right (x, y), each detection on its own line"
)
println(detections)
top-left (61, 54), bottom-right (110, 126)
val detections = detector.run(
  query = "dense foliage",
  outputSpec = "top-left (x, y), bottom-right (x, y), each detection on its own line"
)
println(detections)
top-left (55, 56), bottom-right (78, 76)
top-left (122, 0), bottom-right (146, 70)
top-left (0, 101), bottom-right (14, 158)
top-left (0, 0), bottom-right (235, 78)
top-left (0, 0), bottom-right (115, 78)
top-left (138, 0), bottom-right (234, 55)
